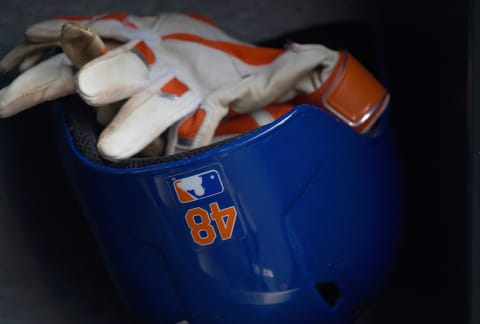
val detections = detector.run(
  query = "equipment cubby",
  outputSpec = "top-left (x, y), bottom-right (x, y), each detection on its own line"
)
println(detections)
top-left (0, 0), bottom-right (472, 323)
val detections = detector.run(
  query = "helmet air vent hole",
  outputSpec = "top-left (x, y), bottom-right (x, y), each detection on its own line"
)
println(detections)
top-left (315, 282), bottom-right (341, 307)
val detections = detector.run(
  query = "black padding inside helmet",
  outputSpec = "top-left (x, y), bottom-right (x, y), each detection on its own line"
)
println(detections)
top-left (61, 95), bottom-right (236, 168)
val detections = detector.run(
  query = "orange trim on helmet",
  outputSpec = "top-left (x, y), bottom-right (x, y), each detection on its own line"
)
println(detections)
top-left (184, 13), bottom-right (218, 26)
top-left (178, 109), bottom-right (206, 139)
top-left (161, 78), bottom-right (189, 97)
top-left (131, 41), bottom-right (156, 65)
top-left (162, 33), bottom-right (284, 66)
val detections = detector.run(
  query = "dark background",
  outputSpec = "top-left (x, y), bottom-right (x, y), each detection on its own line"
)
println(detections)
top-left (0, 0), bottom-right (473, 323)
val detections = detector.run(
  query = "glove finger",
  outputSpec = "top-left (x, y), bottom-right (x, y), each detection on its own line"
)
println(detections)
top-left (60, 23), bottom-right (107, 69)
top-left (88, 13), bottom-right (157, 42)
top-left (24, 12), bottom-right (226, 45)
top-left (95, 102), bottom-right (166, 158)
top-left (18, 50), bottom-right (50, 72)
top-left (0, 41), bottom-right (59, 73)
top-left (25, 15), bottom-right (92, 42)
top-left (76, 40), bottom-right (158, 107)
top-left (97, 72), bottom-right (200, 161)
top-left (26, 13), bottom-right (156, 44)
top-left (0, 53), bottom-right (74, 117)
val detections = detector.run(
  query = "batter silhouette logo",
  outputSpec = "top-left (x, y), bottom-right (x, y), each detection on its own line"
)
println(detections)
top-left (173, 170), bottom-right (224, 203)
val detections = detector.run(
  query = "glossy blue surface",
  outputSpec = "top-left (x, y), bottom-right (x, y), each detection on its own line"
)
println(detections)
top-left (54, 103), bottom-right (403, 323)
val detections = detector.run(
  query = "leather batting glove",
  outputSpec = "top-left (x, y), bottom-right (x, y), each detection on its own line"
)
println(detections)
top-left (0, 12), bottom-right (389, 162)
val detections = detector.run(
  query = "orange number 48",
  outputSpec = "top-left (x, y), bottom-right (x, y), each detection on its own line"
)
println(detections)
top-left (185, 202), bottom-right (237, 246)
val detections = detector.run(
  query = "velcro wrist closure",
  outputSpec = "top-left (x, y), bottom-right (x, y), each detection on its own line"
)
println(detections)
top-left (321, 51), bottom-right (389, 133)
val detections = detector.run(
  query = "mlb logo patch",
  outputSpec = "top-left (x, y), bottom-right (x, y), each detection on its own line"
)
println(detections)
top-left (173, 170), bottom-right (224, 203)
